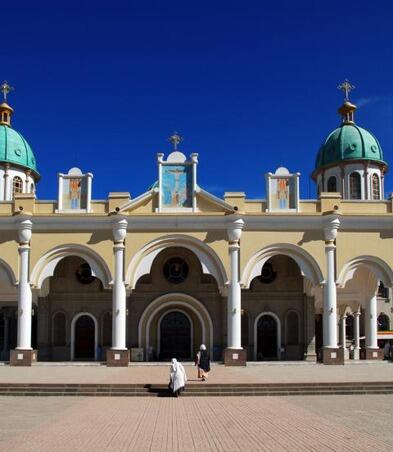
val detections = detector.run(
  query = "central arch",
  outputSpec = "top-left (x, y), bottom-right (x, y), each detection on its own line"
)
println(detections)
top-left (158, 310), bottom-right (193, 360)
top-left (138, 293), bottom-right (213, 359)
top-left (126, 235), bottom-right (228, 293)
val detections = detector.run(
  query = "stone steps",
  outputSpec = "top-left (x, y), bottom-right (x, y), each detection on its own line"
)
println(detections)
top-left (0, 381), bottom-right (392, 396)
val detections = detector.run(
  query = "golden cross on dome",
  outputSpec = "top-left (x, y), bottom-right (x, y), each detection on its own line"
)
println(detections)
top-left (0, 81), bottom-right (14, 102)
top-left (337, 79), bottom-right (355, 101)
top-left (168, 131), bottom-right (183, 150)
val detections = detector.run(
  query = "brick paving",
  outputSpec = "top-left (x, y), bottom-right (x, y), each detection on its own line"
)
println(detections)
top-left (0, 395), bottom-right (392, 451)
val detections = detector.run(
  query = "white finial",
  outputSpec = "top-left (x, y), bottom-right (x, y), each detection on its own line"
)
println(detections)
top-left (0, 81), bottom-right (14, 102)
top-left (168, 131), bottom-right (183, 150)
top-left (337, 79), bottom-right (355, 101)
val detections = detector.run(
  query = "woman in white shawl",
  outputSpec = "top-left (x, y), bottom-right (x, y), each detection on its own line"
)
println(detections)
top-left (169, 358), bottom-right (187, 397)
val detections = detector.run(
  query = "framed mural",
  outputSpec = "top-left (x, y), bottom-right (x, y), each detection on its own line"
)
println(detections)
top-left (57, 167), bottom-right (93, 212)
top-left (266, 167), bottom-right (300, 212)
top-left (161, 165), bottom-right (193, 209)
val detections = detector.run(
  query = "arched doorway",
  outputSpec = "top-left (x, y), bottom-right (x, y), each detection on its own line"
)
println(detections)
top-left (159, 311), bottom-right (192, 360)
top-left (255, 313), bottom-right (280, 360)
top-left (71, 313), bottom-right (97, 361)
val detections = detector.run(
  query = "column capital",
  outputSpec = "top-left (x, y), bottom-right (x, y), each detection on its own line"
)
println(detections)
top-left (112, 218), bottom-right (128, 244)
top-left (323, 214), bottom-right (340, 243)
top-left (226, 217), bottom-right (244, 244)
top-left (16, 218), bottom-right (32, 245)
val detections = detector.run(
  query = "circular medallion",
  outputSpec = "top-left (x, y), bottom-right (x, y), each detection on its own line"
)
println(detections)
top-left (14, 148), bottom-right (22, 156)
top-left (163, 258), bottom-right (189, 284)
top-left (75, 263), bottom-right (95, 284)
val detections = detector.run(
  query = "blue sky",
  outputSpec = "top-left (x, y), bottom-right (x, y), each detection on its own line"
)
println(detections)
top-left (3, 0), bottom-right (393, 200)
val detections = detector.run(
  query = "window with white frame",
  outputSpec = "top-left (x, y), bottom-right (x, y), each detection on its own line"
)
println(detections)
top-left (12, 176), bottom-right (23, 198)
top-left (372, 174), bottom-right (380, 200)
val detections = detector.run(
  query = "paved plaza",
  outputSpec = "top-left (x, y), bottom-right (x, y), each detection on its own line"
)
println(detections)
top-left (0, 362), bottom-right (392, 451)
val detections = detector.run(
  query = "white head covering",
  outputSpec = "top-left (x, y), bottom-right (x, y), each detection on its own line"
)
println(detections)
top-left (200, 344), bottom-right (206, 351)
top-left (171, 358), bottom-right (178, 372)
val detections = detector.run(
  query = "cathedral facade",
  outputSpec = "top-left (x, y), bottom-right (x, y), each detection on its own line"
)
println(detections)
top-left (0, 80), bottom-right (392, 366)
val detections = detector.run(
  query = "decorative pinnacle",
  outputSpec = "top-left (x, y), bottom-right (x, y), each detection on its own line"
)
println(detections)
top-left (0, 81), bottom-right (14, 102)
top-left (168, 131), bottom-right (183, 151)
top-left (337, 79), bottom-right (355, 101)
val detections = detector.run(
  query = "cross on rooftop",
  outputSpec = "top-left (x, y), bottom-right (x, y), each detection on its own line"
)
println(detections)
top-left (337, 79), bottom-right (355, 101)
top-left (0, 81), bottom-right (14, 102)
top-left (168, 131), bottom-right (183, 150)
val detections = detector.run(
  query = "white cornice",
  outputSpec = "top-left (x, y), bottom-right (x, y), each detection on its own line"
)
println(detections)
top-left (0, 213), bottom-right (392, 232)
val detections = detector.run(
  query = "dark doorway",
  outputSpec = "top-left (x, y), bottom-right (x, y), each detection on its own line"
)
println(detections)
top-left (160, 311), bottom-right (191, 360)
top-left (257, 314), bottom-right (278, 360)
top-left (74, 315), bottom-right (95, 360)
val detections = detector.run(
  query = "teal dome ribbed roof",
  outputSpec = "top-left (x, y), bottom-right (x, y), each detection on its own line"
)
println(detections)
top-left (0, 125), bottom-right (39, 176)
top-left (314, 123), bottom-right (386, 172)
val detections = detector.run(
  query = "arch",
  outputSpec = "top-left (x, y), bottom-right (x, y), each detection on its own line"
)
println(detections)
top-left (337, 256), bottom-right (393, 288)
top-left (126, 234), bottom-right (227, 292)
top-left (254, 312), bottom-right (281, 360)
top-left (285, 309), bottom-right (300, 345)
top-left (0, 258), bottom-right (17, 286)
top-left (138, 293), bottom-right (214, 359)
top-left (157, 309), bottom-right (193, 359)
top-left (242, 243), bottom-right (324, 288)
top-left (327, 176), bottom-right (337, 192)
top-left (31, 244), bottom-right (112, 289)
top-left (71, 312), bottom-right (98, 361)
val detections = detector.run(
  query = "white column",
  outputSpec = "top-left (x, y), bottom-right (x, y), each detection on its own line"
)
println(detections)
top-left (16, 219), bottom-right (33, 350)
top-left (4, 164), bottom-right (10, 200)
top-left (353, 310), bottom-right (360, 360)
top-left (191, 153), bottom-right (198, 212)
top-left (339, 315), bottom-right (347, 348)
top-left (57, 173), bottom-right (64, 211)
top-left (366, 294), bottom-right (378, 349)
top-left (226, 218), bottom-right (244, 349)
top-left (86, 173), bottom-right (93, 212)
top-left (323, 215), bottom-right (340, 348)
top-left (111, 218), bottom-right (128, 350)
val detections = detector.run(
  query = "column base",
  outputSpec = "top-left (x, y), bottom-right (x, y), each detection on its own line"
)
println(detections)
top-left (361, 348), bottom-right (382, 360)
top-left (321, 347), bottom-right (344, 365)
top-left (106, 349), bottom-right (130, 367)
top-left (223, 348), bottom-right (247, 366)
top-left (305, 353), bottom-right (317, 362)
top-left (10, 349), bottom-right (37, 366)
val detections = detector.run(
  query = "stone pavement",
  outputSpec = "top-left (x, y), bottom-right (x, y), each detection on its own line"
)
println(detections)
top-left (0, 395), bottom-right (392, 451)
top-left (0, 361), bottom-right (392, 384)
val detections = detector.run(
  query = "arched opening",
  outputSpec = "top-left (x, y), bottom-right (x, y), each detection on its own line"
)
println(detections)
top-left (241, 310), bottom-right (249, 350)
top-left (159, 311), bottom-right (192, 360)
top-left (72, 314), bottom-right (97, 360)
top-left (255, 313), bottom-right (280, 360)
top-left (346, 315), bottom-right (354, 341)
top-left (378, 313), bottom-right (390, 331)
top-left (327, 176), bottom-right (337, 192)
top-left (349, 172), bottom-right (361, 199)
top-left (372, 174), bottom-right (380, 200)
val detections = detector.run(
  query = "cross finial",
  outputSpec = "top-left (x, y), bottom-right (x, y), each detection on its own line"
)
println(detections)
top-left (0, 81), bottom-right (14, 102)
top-left (168, 131), bottom-right (183, 150)
top-left (337, 78), bottom-right (355, 101)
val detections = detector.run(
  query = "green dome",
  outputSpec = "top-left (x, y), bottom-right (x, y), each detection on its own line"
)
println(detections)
top-left (0, 125), bottom-right (39, 176)
top-left (314, 123), bottom-right (386, 173)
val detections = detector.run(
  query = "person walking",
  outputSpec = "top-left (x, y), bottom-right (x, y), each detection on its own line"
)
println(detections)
top-left (169, 358), bottom-right (187, 397)
top-left (195, 344), bottom-right (211, 381)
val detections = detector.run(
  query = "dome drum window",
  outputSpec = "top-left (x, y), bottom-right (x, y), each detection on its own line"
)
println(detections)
top-left (327, 176), bottom-right (337, 192)
top-left (372, 174), bottom-right (380, 200)
top-left (12, 176), bottom-right (23, 198)
top-left (349, 172), bottom-right (361, 200)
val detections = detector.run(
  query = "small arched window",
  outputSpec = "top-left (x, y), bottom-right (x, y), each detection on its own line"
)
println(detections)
top-left (372, 174), bottom-right (380, 200)
top-left (30, 183), bottom-right (35, 194)
top-left (53, 312), bottom-right (66, 346)
top-left (12, 176), bottom-right (23, 198)
top-left (377, 313), bottom-right (390, 331)
top-left (286, 311), bottom-right (299, 345)
top-left (349, 172), bottom-right (361, 199)
top-left (327, 176), bottom-right (337, 192)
